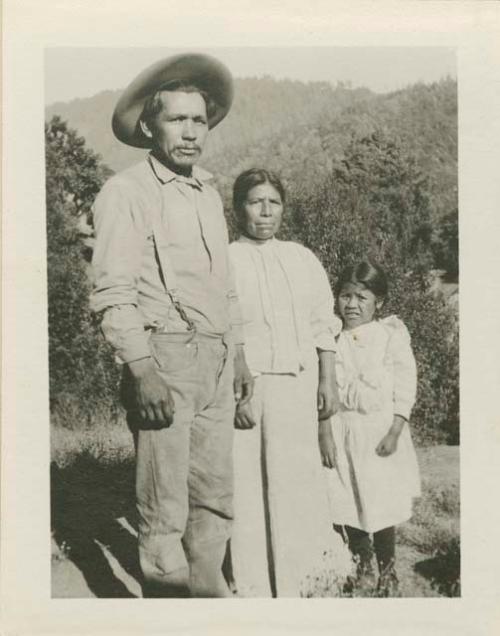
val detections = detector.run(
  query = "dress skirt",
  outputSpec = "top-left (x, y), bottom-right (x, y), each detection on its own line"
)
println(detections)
top-left (230, 368), bottom-right (352, 597)
top-left (325, 407), bottom-right (421, 533)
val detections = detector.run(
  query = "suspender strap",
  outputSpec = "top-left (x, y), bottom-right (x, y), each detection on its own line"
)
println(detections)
top-left (146, 156), bottom-right (195, 331)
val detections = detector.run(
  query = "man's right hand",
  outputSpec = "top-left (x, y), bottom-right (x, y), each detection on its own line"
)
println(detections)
top-left (128, 357), bottom-right (175, 427)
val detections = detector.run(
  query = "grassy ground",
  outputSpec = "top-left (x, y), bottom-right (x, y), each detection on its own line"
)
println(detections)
top-left (398, 445), bottom-right (460, 597)
top-left (50, 419), bottom-right (460, 598)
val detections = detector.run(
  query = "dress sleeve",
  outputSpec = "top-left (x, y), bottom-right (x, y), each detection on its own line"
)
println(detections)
top-left (304, 248), bottom-right (342, 351)
top-left (384, 317), bottom-right (417, 420)
top-left (90, 179), bottom-right (151, 364)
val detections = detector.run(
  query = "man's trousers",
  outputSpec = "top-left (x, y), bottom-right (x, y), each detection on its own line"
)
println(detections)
top-left (123, 331), bottom-right (235, 598)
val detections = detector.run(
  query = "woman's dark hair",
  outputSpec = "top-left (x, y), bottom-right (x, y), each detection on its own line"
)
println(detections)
top-left (232, 168), bottom-right (286, 218)
top-left (335, 260), bottom-right (388, 301)
top-left (140, 79), bottom-right (217, 129)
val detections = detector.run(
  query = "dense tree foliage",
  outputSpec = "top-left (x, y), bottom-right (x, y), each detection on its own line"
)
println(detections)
top-left (46, 117), bottom-right (119, 423)
top-left (277, 131), bottom-right (459, 444)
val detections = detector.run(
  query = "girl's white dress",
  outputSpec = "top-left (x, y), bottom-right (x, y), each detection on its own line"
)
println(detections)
top-left (326, 317), bottom-right (421, 533)
top-left (229, 237), bottom-right (353, 597)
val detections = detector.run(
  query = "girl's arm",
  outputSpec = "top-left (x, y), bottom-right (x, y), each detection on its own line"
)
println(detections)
top-left (389, 319), bottom-right (417, 421)
top-left (376, 414), bottom-right (406, 456)
top-left (376, 319), bottom-right (417, 456)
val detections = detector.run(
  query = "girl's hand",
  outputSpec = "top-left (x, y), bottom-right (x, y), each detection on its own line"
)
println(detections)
top-left (376, 431), bottom-right (399, 457)
top-left (318, 420), bottom-right (337, 469)
top-left (234, 401), bottom-right (256, 429)
top-left (376, 415), bottom-right (406, 457)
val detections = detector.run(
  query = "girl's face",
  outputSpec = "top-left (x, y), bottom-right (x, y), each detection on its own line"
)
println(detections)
top-left (337, 281), bottom-right (383, 330)
top-left (240, 182), bottom-right (283, 242)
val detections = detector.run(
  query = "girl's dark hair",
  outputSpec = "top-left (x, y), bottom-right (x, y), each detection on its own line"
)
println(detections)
top-left (140, 79), bottom-right (217, 129)
top-left (232, 168), bottom-right (286, 218)
top-left (335, 260), bottom-right (388, 301)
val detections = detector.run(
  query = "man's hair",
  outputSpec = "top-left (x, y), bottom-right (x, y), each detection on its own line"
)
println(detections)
top-left (232, 168), bottom-right (286, 221)
top-left (335, 260), bottom-right (388, 302)
top-left (140, 79), bottom-right (217, 128)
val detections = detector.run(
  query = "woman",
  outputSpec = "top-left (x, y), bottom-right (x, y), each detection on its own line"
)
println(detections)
top-left (228, 168), bottom-right (352, 597)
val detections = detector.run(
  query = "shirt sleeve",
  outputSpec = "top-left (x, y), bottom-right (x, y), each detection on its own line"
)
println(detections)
top-left (304, 248), bottom-right (342, 351)
top-left (386, 319), bottom-right (417, 420)
top-left (215, 193), bottom-right (244, 346)
top-left (226, 255), bottom-right (245, 345)
top-left (90, 178), bottom-right (151, 363)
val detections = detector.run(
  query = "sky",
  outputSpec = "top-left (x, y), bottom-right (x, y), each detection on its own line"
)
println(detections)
top-left (44, 46), bottom-right (456, 105)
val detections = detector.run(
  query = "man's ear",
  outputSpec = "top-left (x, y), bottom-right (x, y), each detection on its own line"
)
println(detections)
top-left (376, 298), bottom-right (384, 312)
top-left (139, 119), bottom-right (153, 139)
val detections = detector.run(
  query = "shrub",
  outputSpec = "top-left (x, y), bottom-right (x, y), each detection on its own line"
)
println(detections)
top-left (46, 117), bottom-right (120, 424)
top-left (432, 209), bottom-right (459, 279)
top-left (283, 131), bottom-right (459, 444)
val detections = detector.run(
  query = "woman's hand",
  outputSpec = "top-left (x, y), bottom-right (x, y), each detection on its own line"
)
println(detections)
top-left (317, 379), bottom-right (333, 420)
top-left (234, 344), bottom-right (254, 406)
top-left (234, 401), bottom-right (256, 429)
top-left (317, 350), bottom-right (340, 420)
top-left (318, 420), bottom-right (337, 469)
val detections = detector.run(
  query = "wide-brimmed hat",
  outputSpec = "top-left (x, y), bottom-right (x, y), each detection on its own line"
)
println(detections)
top-left (112, 53), bottom-right (234, 148)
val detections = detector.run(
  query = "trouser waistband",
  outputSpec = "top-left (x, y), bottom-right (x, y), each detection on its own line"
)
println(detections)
top-left (148, 329), bottom-right (229, 344)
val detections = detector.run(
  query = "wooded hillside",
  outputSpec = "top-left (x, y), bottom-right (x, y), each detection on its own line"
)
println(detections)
top-left (45, 76), bottom-right (459, 443)
top-left (46, 76), bottom-right (457, 225)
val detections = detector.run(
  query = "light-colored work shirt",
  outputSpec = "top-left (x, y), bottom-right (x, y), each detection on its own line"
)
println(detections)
top-left (90, 154), bottom-right (243, 363)
top-left (229, 237), bottom-right (342, 375)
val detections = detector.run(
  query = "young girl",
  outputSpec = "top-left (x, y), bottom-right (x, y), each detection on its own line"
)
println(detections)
top-left (319, 260), bottom-right (420, 595)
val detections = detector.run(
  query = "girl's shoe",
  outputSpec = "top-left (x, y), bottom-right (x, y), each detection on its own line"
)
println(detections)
top-left (376, 565), bottom-right (400, 597)
top-left (342, 560), bottom-right (377, 596)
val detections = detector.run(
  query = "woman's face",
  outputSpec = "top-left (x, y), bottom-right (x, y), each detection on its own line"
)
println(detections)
top-left (337, 281), bottom-right (382, 330)
top-left (240, 182), bottom-right (283, 242)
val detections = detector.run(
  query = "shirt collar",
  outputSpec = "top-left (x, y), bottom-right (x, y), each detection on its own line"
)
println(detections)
top-left (148, 153), bottom-right (213, 188)
top-left (237, 235), bottom-right (277, 249)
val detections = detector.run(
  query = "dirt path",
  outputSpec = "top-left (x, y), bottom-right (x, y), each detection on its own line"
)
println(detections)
top-left (51, 536), bottom-right (441, 599)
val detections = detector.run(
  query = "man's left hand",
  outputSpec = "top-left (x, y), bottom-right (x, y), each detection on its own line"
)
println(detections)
top-left (233, 344), bottom-right (254, 406)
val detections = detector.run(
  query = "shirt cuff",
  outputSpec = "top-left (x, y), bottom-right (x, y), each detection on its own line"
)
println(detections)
top-left (116, 333), bottom-right (151, 365)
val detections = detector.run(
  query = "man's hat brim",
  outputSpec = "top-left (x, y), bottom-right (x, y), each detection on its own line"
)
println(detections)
top-left (112, 53), bottom-right (233, 148)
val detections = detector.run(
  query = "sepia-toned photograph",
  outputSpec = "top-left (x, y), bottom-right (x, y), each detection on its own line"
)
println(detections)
top-left (45, 46), bottom-right (459, 600)
top-left (4, 1), bottom-right (500, 633)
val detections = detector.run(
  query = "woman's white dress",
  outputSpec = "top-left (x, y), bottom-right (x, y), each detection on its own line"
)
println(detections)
top-left (325, 317), bottom-right (421, 533)
top-left (229, 237), bottom-right (352, 597)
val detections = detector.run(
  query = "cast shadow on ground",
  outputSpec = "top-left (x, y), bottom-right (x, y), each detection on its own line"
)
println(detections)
top-left (414, 543), bottom-right (461, 597)
top-left (51, 455), bottom-right (141, 598)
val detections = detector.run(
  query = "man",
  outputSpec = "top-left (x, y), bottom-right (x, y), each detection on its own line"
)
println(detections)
top-left (90, 53), bottom-right (253, 598)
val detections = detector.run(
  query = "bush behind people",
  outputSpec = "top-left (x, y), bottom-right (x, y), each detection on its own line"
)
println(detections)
top-left (46, 108), bottom-right (458, 444)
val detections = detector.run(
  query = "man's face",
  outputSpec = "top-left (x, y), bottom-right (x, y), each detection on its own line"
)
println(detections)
top-left (141, 91), bottom-right (209, 174)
